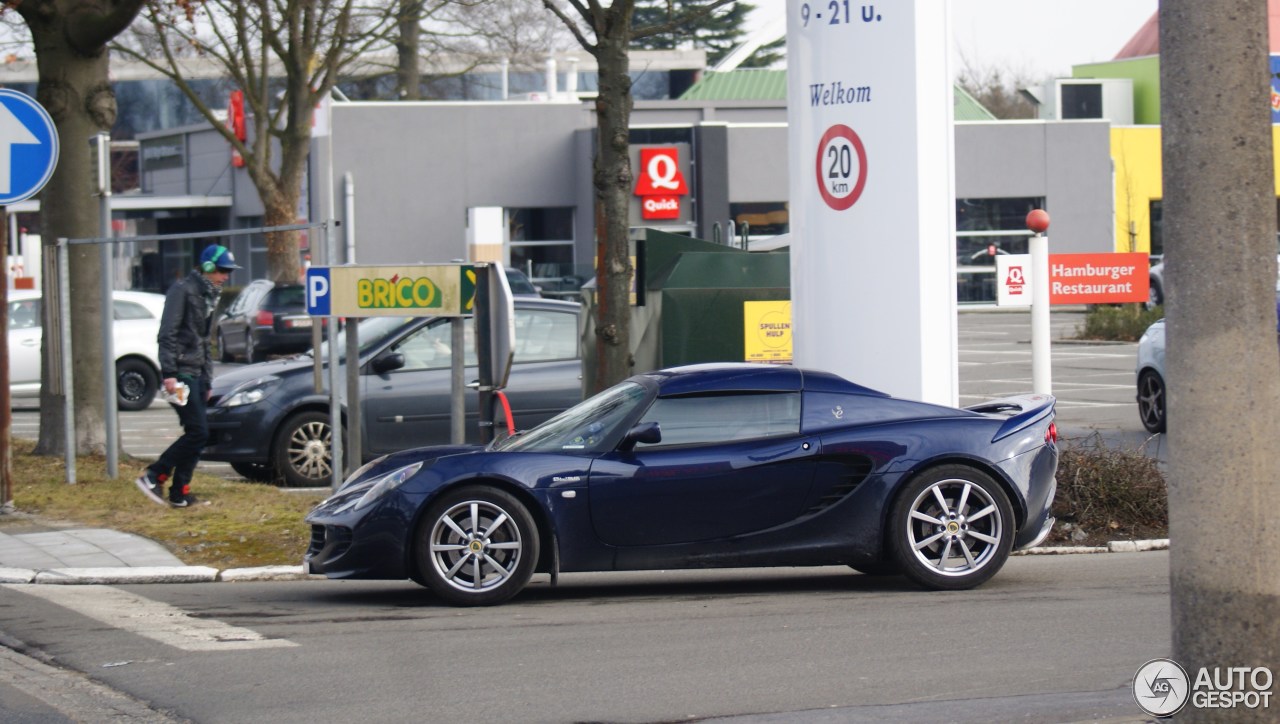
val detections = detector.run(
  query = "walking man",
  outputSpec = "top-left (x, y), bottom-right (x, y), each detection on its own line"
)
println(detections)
top-left (135, 244), bottom-right (240, 507)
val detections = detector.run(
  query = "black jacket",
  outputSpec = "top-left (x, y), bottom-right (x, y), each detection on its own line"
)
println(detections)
top-left (158, 270), bottom-right (216, 383)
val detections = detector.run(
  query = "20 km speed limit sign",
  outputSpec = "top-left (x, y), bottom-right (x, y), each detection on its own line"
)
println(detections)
top-left (814, 124), bottom-right (868, 211)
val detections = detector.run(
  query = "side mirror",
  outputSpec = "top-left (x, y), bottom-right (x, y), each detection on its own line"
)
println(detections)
top-left (371, 352), bottom-right (405, 374)
top-left (618, 421), bottom-right (661, 451)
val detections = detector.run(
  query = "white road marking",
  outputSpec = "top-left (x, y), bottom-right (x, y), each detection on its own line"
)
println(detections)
top-left (4, 584), bottom-right (297, 651)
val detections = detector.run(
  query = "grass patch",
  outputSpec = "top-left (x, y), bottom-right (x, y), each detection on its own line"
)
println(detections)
top-left (1049, 433), bottom-right (1168, 546)
top-left (3, 438), bottom-right (323, 568)
top-left (1074, 304), bottom-right (1163, 342)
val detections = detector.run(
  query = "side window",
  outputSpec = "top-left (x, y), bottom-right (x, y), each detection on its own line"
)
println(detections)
top-left (9, 299), bottom-right (40, 329)
top-left (513, 310), bottom-right (578, 363)
top-left (392, 318), bottom-right (475, 371)
top-left (113, 300), bottom-right (154, 320)
top-left (636, 392), bottom-right (801, 448)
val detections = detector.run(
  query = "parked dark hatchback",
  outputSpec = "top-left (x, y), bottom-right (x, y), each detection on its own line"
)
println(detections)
top-left (204, 297), bottom-right (584, 486)
top-left (217, 281), bottom-right (319, 362)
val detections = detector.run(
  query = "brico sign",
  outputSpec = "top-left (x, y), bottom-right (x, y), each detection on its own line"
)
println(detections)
top-left (633, 146), bottom-right (689, 221)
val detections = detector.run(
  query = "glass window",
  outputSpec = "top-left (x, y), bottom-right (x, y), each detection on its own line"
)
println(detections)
top-left (513, 310), bottom-right (579, 362)
top-left (10, 299), bottom-right (40, 329)
top-left (730, 202), bottom-right (789, 238)
top-left (508, 207), bottom-right (576, 294)
top-left (1149, 200), bottom-right (1163, 258)
top-left (955, 197), bottom-right (1043, 304)
top-left (113, 300), bottom-right (154, 320)
top-left (392, 319), bottom-right (475, 371)
top-left (636, 392), bottom-right (801, 448)
top-left (1061, 83), bottom-right (1103, 120)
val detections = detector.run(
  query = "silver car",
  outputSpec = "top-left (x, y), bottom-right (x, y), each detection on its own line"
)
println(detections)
top-left (1135, 319), bottom-right (1166, 433)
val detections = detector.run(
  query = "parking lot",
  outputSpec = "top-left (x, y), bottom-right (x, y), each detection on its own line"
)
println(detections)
top-left (10, 307), bottom-right (1160, 480)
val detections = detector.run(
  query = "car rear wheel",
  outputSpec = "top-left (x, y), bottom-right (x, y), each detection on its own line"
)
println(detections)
top-left (116, 358), bottom-right (158, 412)
top-left (414, 486), bottom-right (540, 606)
top-left (889, 465), bottom-right (1014, 591)
top-left (273, 411), bottom-right (332, 487)
top-left (246, 332), bottom-right (265, 363)
top-left (1137, 369), bottom-right (1167, 433)
top-left (218, 330), bottom-right (233, 363)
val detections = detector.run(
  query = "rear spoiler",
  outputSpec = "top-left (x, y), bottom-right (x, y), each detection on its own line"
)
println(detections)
top-left (965, 394), bottom-right (1056, 442)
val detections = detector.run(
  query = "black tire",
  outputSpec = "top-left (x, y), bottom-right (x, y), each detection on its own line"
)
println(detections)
top-left (116, 358), bottom-right (158, 412)
top-left (414, 486), bottom-right (539, 606)
top-left (231, 461), bottom-right (277, 483)
top-left (1146, 279), bottom-right (1164, 310)
top-left (246, 332), bottom-right (264, 363)
top-left (888, 465), bottom-right (1014, 591)
top-left (1137, 369), bottom-right (1167, 434)
top-left (272, 411), bottom-right (332, 487)
top-left (218, 330), bottom-right (233, 363)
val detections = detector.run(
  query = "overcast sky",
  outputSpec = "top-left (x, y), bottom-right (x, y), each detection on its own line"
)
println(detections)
top-left (745, 0), bottom-right (1160, 80)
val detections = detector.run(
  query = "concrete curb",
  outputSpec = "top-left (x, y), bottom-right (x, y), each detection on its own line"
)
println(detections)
top-left (0, 540), bottom-right (1172, 584)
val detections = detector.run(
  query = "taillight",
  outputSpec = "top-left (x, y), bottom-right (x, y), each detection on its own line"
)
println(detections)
top-left (1045, 422), bottom-right (1058, 444)
top-left (255, 310), bottom-right (275, 326)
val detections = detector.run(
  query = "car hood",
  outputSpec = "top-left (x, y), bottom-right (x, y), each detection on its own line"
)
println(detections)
top-left (211, 354), bottom-right (319, 393)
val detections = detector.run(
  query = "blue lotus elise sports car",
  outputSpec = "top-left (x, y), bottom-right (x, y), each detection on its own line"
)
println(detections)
top-left (304, 363), bottom-right (1059, 606)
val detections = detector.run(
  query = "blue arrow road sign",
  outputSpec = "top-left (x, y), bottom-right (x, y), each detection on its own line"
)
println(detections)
top-left (0, 89), bottom-right (58, 205)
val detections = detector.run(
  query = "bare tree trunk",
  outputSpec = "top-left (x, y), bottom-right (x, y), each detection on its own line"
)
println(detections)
top-left (1160, 1), bottom-right (1280, 716)
top-left (591, 37), bottom-right (634, 392)
top-left (396, 0), bottom-right (422, 100)
top-left (31, 29), bottom-right (115, 456)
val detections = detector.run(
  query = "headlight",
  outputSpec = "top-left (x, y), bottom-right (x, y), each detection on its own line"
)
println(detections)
top-left (218, 375), bottom-right (282, 407)
top-left (337, 454), bottom-right (389, 493)
top-left (351, 461), bottom-right (425, 512)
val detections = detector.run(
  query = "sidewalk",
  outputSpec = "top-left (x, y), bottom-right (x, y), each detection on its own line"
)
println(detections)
top-left (0, 513), bottom-right (313, 585)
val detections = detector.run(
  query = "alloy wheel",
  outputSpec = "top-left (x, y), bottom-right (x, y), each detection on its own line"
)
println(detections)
top-left (428, 499), bottom-right (525, 594)
top-left (904, 478), bottom-right (1004, 577)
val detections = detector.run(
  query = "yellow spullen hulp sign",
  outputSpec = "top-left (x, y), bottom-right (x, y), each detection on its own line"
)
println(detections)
top-left (744, 300), bottom-right (792, 363)
top-left (307, 265), bottom-right (477, 317)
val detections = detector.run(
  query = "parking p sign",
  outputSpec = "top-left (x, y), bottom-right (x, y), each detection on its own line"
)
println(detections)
top-left (306, 268), bottom-right (330, 316)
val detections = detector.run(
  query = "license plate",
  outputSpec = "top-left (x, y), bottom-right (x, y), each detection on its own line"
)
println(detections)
top-left (285, 317), bottom-right (313, 329)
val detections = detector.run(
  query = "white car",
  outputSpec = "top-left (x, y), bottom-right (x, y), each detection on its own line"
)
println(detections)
top-left (9, 289), bottom-right (166, 411)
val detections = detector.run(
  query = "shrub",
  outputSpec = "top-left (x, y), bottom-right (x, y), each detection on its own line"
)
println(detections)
top-left (1050, 433), bottom-right (1167, 545)
top-left (1076, 304), bottom-right (1163, 342)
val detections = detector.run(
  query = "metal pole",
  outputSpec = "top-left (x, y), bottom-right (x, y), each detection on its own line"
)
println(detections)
top-left (98, 137), bottom-right (118, 478)
top-left (450, 318), bottom-right (465, 444)
top-left (342, 173), bottom-right (361, 474)
top-left (58, 239), bottom-right (75, 483)
top-left (326, 221), bottom-right (343, 490)
top-left (1030, 231), bottom-right (1051, 395)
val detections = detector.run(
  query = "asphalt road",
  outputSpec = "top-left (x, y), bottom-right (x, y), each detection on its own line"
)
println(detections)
top-left (0, 552), bottom-right (1170, 723)
top-left (9, 308), bottom-right (1164, 479)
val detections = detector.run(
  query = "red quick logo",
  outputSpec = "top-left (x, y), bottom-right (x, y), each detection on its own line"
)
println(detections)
top-left (634, 147), bottom-right (688, 220)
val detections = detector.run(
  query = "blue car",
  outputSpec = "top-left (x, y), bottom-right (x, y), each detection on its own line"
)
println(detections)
top-left (304, 363), bottom-right (1059, 606)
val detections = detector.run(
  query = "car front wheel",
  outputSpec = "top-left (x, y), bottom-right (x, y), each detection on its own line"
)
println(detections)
top-left (116, 358), bottom-right (158, 412)
top-left (273, 411), bottom-right (332, 487)
top-left (415, 486), bottom-right (540, 606)
top-left (1137, 369), bottom-right (1167, 433)
top-left (889, 465), bottom-right (1014, 591)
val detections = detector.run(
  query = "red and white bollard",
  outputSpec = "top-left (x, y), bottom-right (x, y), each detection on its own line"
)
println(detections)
top-left (1026, 209), bottom-right (1051, 395)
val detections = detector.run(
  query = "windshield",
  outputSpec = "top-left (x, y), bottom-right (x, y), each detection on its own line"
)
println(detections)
top-left (494, 381), bottom-right (649, 454)
top-left (315, 316), bottom-right (416, 361)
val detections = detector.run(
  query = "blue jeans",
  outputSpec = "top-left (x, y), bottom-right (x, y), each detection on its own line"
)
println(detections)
top-left (148, 376), bottom-right (208, 499)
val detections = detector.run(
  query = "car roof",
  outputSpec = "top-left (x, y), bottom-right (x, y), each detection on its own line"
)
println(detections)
top-left (9, 289), bottom-right (165, 307)
top-left (641, 363), bottom-right (887, 397)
